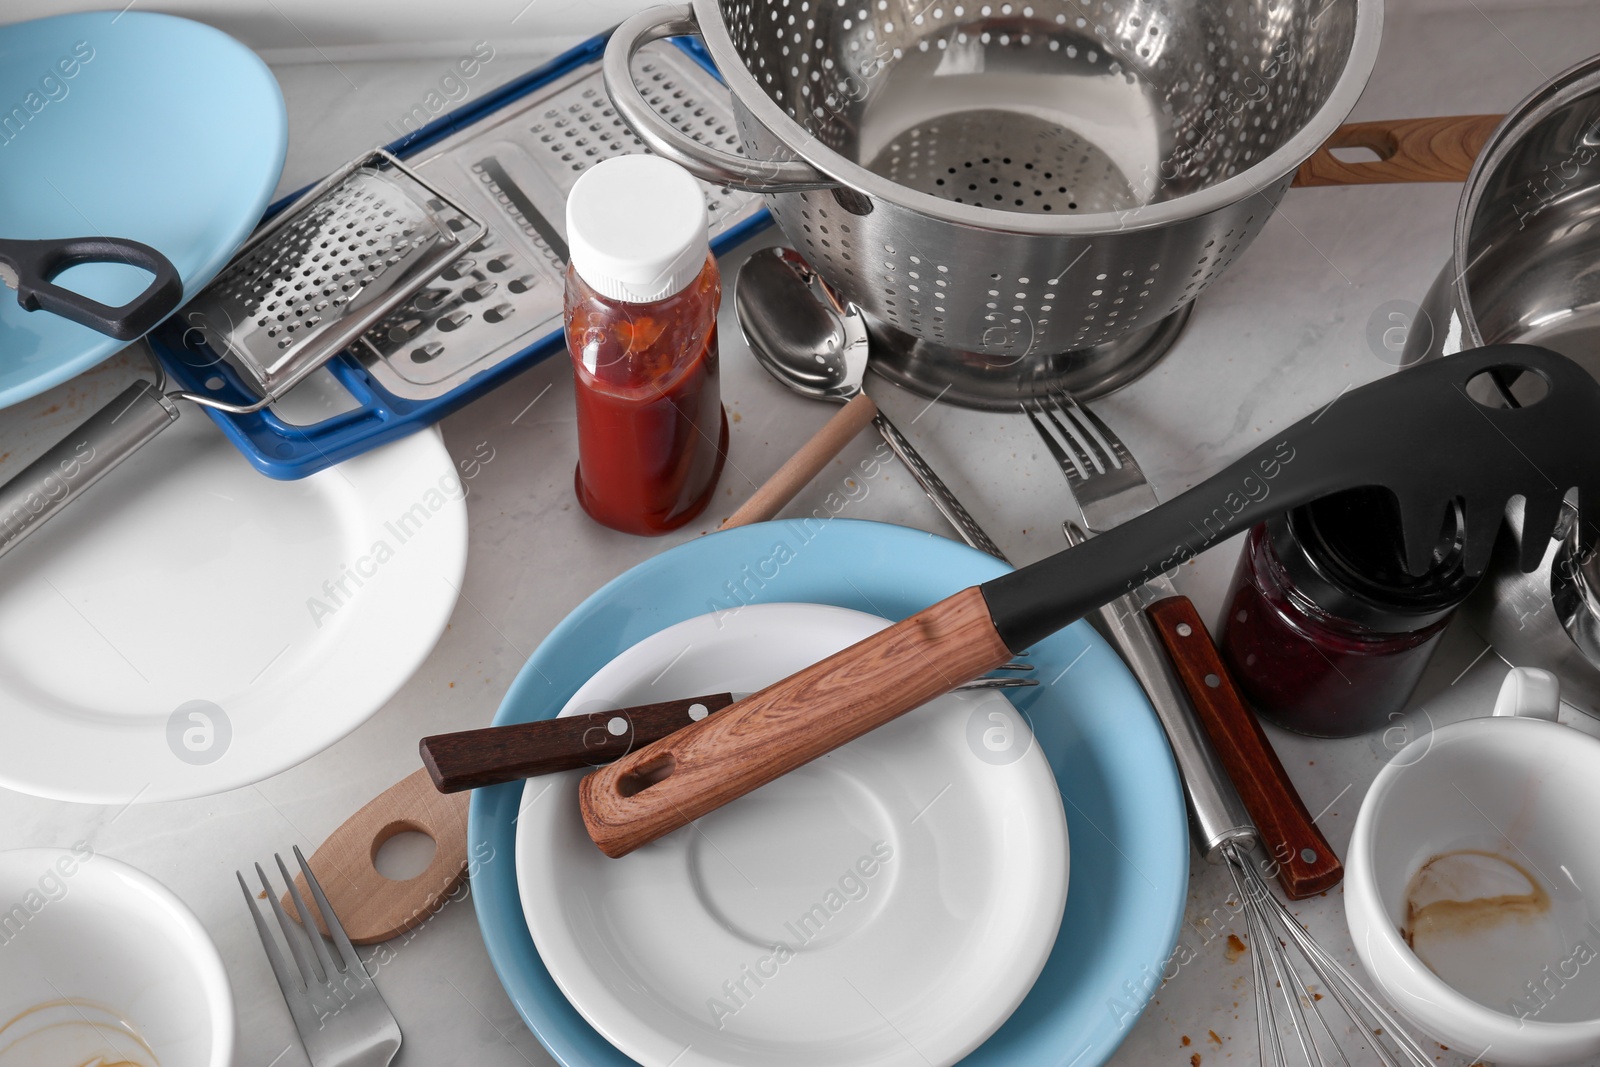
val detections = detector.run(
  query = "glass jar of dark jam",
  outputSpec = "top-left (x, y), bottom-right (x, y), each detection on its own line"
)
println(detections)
top-left (1220, 487), bottom-right (1479, 737)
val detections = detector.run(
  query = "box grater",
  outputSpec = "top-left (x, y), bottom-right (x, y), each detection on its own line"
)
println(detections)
top-left (147, 33), bottom-right (770, 479)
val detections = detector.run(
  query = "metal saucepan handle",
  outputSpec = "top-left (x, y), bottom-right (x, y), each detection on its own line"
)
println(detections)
top-left (603, 4), bottom-right (838, 192)
top-left (0, 380), bottom-right (180, 558)
top-left (872, 410), bottom-right (1007, 561)
top-left (1292, 114), bottom-right (1505, 187)
top-left (0, 236), bottom-right (184, 341)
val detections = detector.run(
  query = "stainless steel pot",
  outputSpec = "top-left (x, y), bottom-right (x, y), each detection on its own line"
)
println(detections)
top-left (1401, 54), bottom-right (1600, 715)
top-left (1404, 53), bottom-right (1600, 371)
top-left (604, 0), bottom-right (1382, 407)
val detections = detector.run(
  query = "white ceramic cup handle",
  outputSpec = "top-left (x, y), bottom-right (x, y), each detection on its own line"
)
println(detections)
top-left (1492, 666), bottom-right (1561, 721)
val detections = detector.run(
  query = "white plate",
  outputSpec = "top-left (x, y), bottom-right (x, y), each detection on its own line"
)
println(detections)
top-left (0, 401), bottom-right (466, 803)
top-left (515, 602), bottom-right (1069, 1067)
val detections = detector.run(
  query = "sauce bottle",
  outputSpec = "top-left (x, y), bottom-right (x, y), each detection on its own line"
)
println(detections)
top-left (564, 155), bottom-right (726, 535)
top-left (1219, 487), bottom-right (1479, 737)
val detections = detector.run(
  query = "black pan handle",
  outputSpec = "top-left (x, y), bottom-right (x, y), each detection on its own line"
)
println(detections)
top-left (0, 236), bottom-right (183, 341)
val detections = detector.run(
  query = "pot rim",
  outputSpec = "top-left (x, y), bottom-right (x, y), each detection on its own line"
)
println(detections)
top-left (688, 0), bottom-right (1384, 236)
top-left (1453, 52), bottom-right (1600, 346)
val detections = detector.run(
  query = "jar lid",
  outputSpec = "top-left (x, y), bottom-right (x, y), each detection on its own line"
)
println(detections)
top-left (566, 155), bottom-right (709, 303)
top-left (1270, 486), bottom-right (1479, 633)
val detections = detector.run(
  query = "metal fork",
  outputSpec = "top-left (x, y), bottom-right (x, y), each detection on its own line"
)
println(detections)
top-left (1022, 390), bottom-right (1258, 858)
top-left (240, 847), bottom-right (402, 1067)
top-left (1021, 389), bottom-right (1157, 534)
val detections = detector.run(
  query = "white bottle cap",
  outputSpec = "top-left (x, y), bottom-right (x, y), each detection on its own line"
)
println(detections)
top-left (566, 155), bottom-right (710, 304)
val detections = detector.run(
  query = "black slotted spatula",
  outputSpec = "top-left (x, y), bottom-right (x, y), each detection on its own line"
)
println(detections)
top-left (581, 344), bottom-right (1600, 856)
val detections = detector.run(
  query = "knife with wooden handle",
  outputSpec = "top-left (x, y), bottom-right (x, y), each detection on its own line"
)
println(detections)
top-left (421, 692), bottom-right (742, 792)
top-left (1146, 595), bottom-right (1343, 899)
top-left (421, 676), bottom-right (1033, 793)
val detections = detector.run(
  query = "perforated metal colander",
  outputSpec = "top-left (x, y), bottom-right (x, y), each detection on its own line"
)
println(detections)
top-left (606, 0), bottom-right (1381, 406)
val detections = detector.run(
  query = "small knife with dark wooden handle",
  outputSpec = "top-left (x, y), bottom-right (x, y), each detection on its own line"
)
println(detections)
top-left (421, 692), bottom-right (742, 793)
top-left (421, 676), bottom-right (1034, 794)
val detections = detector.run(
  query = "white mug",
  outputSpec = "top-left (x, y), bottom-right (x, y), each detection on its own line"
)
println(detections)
top-left (1346, 667), bottom-right (1600, 1066)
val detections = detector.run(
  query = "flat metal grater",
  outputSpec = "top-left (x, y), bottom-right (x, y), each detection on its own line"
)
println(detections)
top-left (0, 149), bottom-right (486, 558)
top-left (146, 33), bottom-right (770, 479)
top-left (353, 42), bottom-right (763, 401)
top-left (178, 148), bottom-right (485, 404)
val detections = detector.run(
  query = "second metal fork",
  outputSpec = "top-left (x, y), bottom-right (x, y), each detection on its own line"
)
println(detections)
top-left (240, 847), bottom-right (402, 1067)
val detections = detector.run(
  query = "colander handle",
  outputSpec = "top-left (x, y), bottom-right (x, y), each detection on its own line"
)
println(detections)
top-left (1292, 115), bottom-right (1504, 186)
top-left (603, 5), bottom-right (839, 192)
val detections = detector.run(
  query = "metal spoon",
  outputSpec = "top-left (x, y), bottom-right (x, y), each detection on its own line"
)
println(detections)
top-left (729, 246), bottom-right (1006, 560)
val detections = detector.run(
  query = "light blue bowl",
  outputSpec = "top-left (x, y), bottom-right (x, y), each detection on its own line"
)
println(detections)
top-left (471, 520), bottom-right (1189, 1067)
top-left (0, 11), bottom-right (286, 409)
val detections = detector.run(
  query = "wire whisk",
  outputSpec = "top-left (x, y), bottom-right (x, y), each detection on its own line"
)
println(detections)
top-left (1222, 842), bottom-right (1433, 1067)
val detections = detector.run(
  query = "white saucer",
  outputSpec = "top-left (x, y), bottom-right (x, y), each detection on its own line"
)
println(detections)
top-left (0, 395), bottom-right (466, 803)
top-left (515, 602), bottom-right (1069, 1067)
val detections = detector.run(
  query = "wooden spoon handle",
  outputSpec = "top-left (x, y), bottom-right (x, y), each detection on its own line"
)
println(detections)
top-left (1292, 114), bottom-right (1502, 186)
top-left (420, 692), bottom-right (740, 792)
top-left (283, 768), bottom-right (469, 944)
top-left (1146, 596), bottom-right (1343, 899)
top-left (580, 585), bottom-right (1013, 857)
top-left (723, 392), bottom-right (878, 528)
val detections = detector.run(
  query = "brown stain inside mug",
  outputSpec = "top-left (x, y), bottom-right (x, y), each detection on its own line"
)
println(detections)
top-left (0, 999), bottom-right (158, 1067)
top-left (1402, 849), bottom-right (1550, 948)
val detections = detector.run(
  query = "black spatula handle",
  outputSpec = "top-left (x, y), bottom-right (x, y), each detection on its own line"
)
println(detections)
top-left (0, 236), bottom-right (183, 341)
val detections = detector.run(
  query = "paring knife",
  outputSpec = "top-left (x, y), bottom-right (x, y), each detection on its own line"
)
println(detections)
top-left (1068, 521), bottom-right (1343, 899)
top-left (420, 676), bottom-right (1034, 794)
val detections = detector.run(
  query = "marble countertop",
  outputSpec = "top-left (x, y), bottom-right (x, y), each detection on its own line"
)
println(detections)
top-left (5, 1), bottom-right (1600, 1064)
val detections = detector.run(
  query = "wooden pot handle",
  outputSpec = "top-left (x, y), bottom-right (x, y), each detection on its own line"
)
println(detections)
top-left (283, 768), bottom-right (470, 943)
top-left (1291, 114), bottom-right (1503, 187)
top-left (723, 392), bottom-right (879, 529)
top-left (580, 586), bottom-right (1013, 857)
top-left (1146, 596), bottom-right (1343, 899)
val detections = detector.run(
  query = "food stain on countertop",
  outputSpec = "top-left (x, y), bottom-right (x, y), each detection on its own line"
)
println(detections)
top-left (1224, 933), bottom-right (1247, 962)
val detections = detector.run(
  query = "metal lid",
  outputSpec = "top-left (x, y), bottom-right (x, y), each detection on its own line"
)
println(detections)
top-left (1269, 487), bottom-right (1477, 633)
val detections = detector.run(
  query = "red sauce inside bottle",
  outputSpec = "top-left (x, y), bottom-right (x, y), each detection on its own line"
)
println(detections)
top-left (565, 252), bottom-right (727, 535)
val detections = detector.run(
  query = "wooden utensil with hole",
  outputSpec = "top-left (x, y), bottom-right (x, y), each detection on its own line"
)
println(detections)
top-left (1145, 596), bottom-right (1343, 899)
top-left (722, 392), bottom-right (878, 528)
top-left (283, 769), bottom-right (469, 944)
top-left (1293, 114), bottom-right (1503, 186)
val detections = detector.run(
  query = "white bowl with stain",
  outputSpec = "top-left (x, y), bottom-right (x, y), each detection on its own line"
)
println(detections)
top-left (0, 848), bottom-right (233, 1067)
top-left (1347, 669), bottom-right (1600, 1066)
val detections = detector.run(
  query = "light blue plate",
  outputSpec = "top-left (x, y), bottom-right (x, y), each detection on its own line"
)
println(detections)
top-left (470, 519), bottom-right (1189, 1067)
top-left (0, 11), bottom-right (285, 409)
